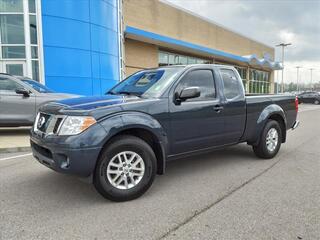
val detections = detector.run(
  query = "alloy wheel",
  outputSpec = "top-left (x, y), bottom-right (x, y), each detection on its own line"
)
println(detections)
top-left (106, 151), bottom-right (145, 190)
top-left (266, 128), bottom-right (278, 152)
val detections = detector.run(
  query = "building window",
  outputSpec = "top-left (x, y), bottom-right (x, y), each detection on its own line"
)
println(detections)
top-left (0, 0), bottom-right (41, 81)
top-left (29, 15), bottom-right (37, 44)
top-left (2, 46), bottom-right (26, 58)
top-left (235, 66), bottom-right (248, 91)
top-left (248, 69), bottom-right (270, 94)
top-left (159, 51), bottom-right (212, 66)
top-left (0, 14), bottom-right (25, 44)
top-left (0, 0), bottom-right (23, 12)
top-left (235, 66), bottom-right (247, 80)
top-left (32, 60), bottom-right (39, 81)
top-left (28, 0), bottom-right (36, 13)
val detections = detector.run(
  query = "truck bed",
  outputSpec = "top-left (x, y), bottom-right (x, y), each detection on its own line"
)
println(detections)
top-left (242, 94), bottom-right (297, 144)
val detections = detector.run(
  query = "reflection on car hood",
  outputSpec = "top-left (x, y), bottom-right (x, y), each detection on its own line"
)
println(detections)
top-left (39, 93), bottom-right (80, 99)
top-left (55, 95), bottom-right (145, 111)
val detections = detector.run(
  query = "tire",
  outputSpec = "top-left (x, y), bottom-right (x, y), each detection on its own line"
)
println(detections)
top-left (314, 99), bottom-right (320, 105)
top-left (94, 135), bottom-right (157, 202)
top-left (253, 120), bottom-right (282, 159)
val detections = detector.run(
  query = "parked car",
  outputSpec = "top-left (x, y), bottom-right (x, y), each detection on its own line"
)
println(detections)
top-left (0, 73), bottom-right (78, 127)
top-left (297, 91), bottom-right (320, 104)
top-left (30, 65), bottom-right (299, 201)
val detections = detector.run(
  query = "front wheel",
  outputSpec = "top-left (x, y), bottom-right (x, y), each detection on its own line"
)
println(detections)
top-left (94, 135), bottom-right (157, 202)
top-left (314, 99), bottom-right (320, 105)
top-left (253, 120), bottom-right (282, 159)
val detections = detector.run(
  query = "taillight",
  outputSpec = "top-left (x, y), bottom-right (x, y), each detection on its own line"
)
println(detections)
top-left (295, 96), bottom-right (299, 113)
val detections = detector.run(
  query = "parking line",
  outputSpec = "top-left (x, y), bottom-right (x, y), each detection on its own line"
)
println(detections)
top-left (0, 153), bottom-right (32, 162)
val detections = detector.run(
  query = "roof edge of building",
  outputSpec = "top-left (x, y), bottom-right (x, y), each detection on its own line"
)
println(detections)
top-left (125, 26), bottom-right (282, 70)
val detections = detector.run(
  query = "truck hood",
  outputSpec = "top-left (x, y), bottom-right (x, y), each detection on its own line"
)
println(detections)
top-left (39, 94), bottom-right (161, 119)
top-left (54, 95), bottom-right (144, 111)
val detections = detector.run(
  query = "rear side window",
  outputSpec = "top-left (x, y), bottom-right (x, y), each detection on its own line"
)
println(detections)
top-left (177, 69), bottom-right (216, 101)
top-left (220, 69), bottom-right (241, 99)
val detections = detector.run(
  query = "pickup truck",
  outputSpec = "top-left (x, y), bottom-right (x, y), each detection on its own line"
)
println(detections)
top-left (30, 64), bottom-right (299, 202)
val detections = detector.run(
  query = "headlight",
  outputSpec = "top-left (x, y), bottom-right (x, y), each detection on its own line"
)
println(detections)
top-left (58, 116), bottom-right (96, 135)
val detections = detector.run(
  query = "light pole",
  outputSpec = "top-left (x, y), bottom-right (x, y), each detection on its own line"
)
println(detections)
top-left (309, 68), bottom-right (314, 90)
top-left (296, 66), bottom-right (302, 92)
top-left (276, 43), bottom-right (292, 93)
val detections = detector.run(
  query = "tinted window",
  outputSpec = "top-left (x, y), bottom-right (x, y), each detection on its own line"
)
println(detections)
top-left (177, 69), bottom-right (215, 101)
top-left (0, 78), bottom-right (21, 91)
top-left (221, 69), bottom-right (241, 99)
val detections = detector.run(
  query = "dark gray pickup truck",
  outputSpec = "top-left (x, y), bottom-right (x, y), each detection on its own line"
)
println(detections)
top-left (30, 64), bottom-right (299, 201)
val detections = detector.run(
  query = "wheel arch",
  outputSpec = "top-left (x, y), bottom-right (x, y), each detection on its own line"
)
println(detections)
top-left (251, 104), bottom-right (287, 145)
top-left (98, 113), bottom-right (168, 175)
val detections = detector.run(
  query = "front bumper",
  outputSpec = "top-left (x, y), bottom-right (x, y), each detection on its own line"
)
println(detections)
top-left (30, 123), bottom-right (107, 177)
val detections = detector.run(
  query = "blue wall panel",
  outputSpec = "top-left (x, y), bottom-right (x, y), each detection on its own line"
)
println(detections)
top-left (41, 0), bottom-right (120, 95)
top-left (41, 1), bottom-right (90, 23)
top-left (43, 47), bottom-right (92, 77)
top-left (42, 16), bottom-right (91, 51)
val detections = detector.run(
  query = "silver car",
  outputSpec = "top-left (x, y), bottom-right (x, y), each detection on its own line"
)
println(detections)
top-left (0, 74), bottom-right (78, 127)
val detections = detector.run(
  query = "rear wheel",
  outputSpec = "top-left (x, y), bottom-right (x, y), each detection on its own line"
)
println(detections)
top-left (253, 120), bottom-right (282, 159)
top-left (94, 135), bottom-right (157, 202)
top-left (314, 99), bottom-right (319, 105)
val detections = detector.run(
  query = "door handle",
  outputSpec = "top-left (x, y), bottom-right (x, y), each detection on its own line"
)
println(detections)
top-left (213, 105), bottom-right (224, 112)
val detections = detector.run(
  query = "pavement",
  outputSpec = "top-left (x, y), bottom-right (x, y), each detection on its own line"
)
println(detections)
top-left (0, 127), bottom-right (31, 153)
top-left (0, 104), bottom-right (319, 240)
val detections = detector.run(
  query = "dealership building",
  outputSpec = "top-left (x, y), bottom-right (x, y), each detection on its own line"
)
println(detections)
top-left (0, 0), bottom-right (281, 95)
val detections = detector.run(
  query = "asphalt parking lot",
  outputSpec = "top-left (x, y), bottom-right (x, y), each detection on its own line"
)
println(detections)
top-left (0, 104), bottom-right (319, 240)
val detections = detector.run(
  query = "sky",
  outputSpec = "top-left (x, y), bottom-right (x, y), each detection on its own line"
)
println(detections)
top-left (166, 0), bottom-right (320, 85)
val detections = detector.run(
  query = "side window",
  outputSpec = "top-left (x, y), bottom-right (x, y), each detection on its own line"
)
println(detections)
top-left (177, 69), bottom-right (216, 101)
top-left (0, 78), bottom-right (21, 92)
top-left (220, 69), bottom-right (241, 100)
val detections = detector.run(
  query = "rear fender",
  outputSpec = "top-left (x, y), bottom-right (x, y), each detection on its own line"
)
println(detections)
top-left (250, 104), bottom-right (287, 146)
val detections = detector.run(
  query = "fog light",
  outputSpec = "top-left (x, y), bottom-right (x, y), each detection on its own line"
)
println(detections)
top-left (60, 156), bottom-right (70, 169)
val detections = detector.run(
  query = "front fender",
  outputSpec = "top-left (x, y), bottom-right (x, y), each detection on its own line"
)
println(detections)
top-left (99, 112), bottom-right (166, 142)
top-left (98, 112), bottom-right (168, 173)
top-left (251, 104), bottom-right (287, 145)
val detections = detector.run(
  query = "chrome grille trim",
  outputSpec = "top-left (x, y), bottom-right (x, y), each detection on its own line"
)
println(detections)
top-left (34, 112), bottom-right (66, 135)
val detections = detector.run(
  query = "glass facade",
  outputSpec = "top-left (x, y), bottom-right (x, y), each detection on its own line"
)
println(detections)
top-left (235, 66), bottom-right (247, 90)
top-left (159, 51), bottom-right (212, 66)
top-left (0, 0), bottom-right (40, 81)
top-left (248, 69), bottom-right (270, 94)
top-left (235, 66), bottom-right (270, 94)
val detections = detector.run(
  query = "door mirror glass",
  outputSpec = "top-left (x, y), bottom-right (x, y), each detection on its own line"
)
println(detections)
top-left (15, 87), bottom-right (30, 96)
top-left (177, 87), bottom-right (200, 101)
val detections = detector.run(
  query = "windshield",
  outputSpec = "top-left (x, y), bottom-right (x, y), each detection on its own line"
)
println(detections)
top-left (108, 67), bottom-right (184, 98)
top-left (22, 79), bottom-right (54, 93)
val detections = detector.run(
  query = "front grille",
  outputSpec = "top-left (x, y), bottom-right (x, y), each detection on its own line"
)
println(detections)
top-left (53, 118), bottom-right (63, 133)
top-left (34, 112), bottom-right (64, 135)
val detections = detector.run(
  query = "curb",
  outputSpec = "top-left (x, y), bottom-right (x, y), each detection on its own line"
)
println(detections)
top-left (0, 146), bottom-right (31, 154)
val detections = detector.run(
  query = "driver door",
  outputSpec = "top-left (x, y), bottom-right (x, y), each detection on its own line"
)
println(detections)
top-left (0, 77), bottom-right (36, 126)
top-left (168, 68), bottom-right (226, 155)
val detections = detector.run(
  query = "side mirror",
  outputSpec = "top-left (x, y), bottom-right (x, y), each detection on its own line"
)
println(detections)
top-left (176, 87), bottom-right (200, 102)
top-left (15, 88), bottom-right (30, 97)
